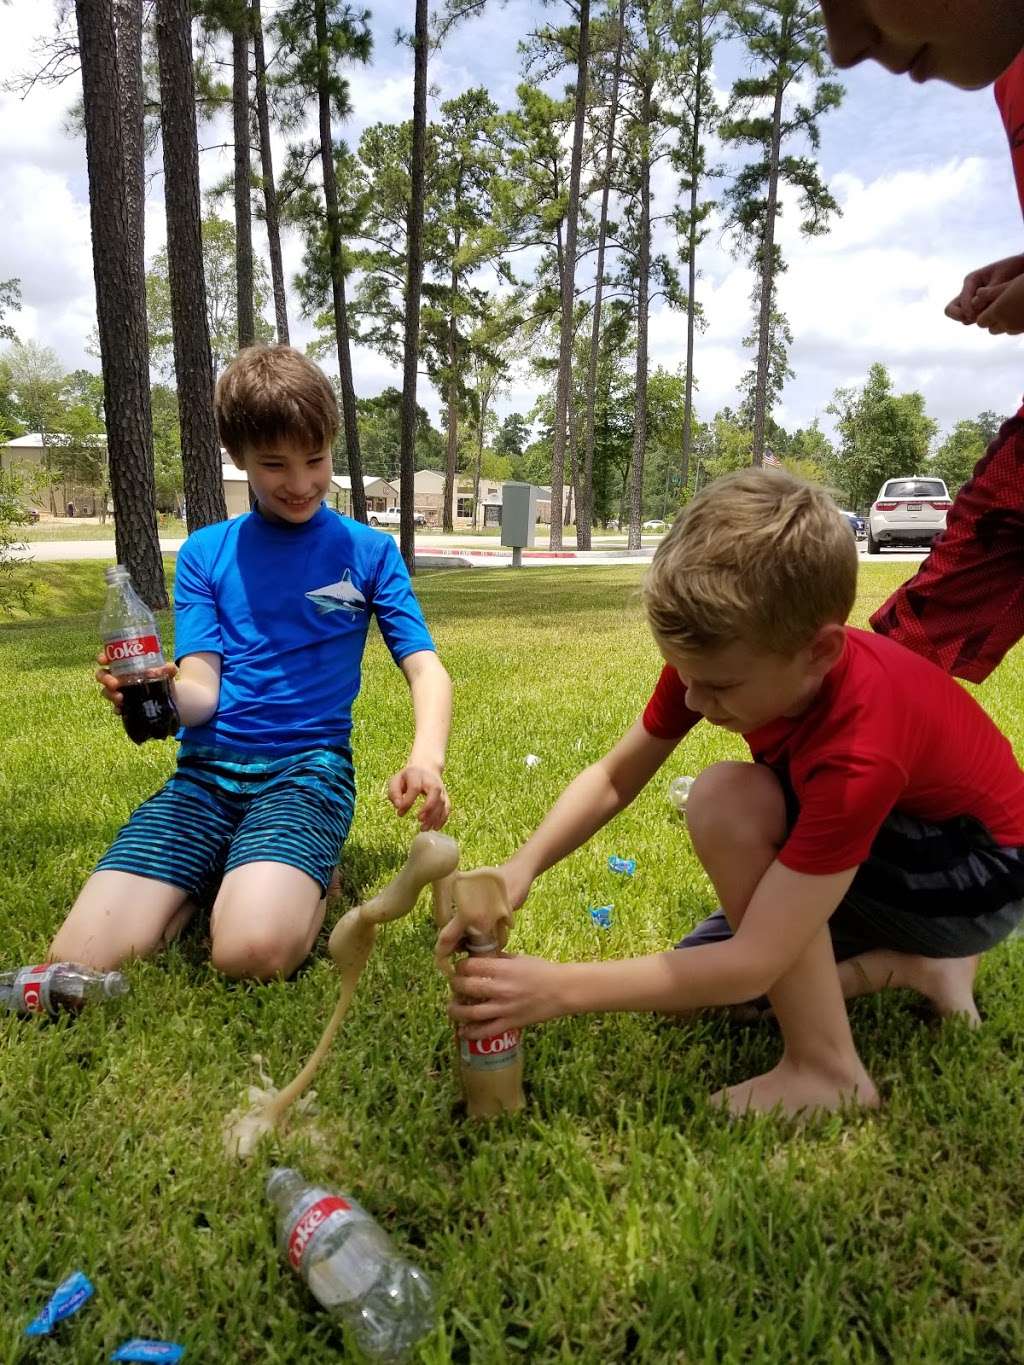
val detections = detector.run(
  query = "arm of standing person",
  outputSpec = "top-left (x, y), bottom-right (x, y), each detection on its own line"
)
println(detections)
top-left (95, 651), bottom-right (221, 727)
top-left (388, 649), bottom-right (452, 830)
top-left (945, 252), bottom-right (1024, 324)
top-left (435, 718), bottom-right (681, 958)
top-left (449, 860), bottom-right (858, 1036)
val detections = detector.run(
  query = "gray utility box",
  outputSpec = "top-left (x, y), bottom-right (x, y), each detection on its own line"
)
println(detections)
top-left (501, 482), bottom-right (538, 549)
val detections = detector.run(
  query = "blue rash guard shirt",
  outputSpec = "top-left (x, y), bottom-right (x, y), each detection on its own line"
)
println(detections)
top-left (172, 504), bottom-right (435, 755)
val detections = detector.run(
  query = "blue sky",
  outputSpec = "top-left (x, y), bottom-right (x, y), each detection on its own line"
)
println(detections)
top-left (0, 0), bottom-right (1021, 445)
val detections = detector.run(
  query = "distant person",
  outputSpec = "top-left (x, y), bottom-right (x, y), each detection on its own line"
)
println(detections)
top-left (446, 471), bottom-right (1024, 1118)
top-left (51, 345), bottom-right (452, 982)
top-left (66, 501), bottom-right (75, 518)
top-left (819, 3), bottom-right (1024, 681)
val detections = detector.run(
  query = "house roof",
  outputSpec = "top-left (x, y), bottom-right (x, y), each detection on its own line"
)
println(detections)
top-left (4, 431), bottom-right (107, 448)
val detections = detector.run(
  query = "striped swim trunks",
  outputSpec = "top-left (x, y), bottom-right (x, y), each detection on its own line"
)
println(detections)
top-left (96, 742), bottom-right (356, 899)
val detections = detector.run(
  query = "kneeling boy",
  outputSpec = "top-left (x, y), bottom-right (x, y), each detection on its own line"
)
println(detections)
top-left (448, 469), bottom-right (1024, 1116)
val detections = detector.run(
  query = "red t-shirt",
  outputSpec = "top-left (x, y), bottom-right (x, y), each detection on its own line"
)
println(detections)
top-left (995, 49), bottom-right (1024, 220)
top-left (642, 627), bottom-right (1024, 876)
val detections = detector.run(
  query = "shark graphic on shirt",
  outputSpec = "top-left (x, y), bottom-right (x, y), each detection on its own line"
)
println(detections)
top-left (305, 569), bottom-right (367, 615)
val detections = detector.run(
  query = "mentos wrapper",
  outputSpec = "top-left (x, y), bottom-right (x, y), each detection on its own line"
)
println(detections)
top-left (111, 1341), bottom-right (185, 1363)
top-left (24, 1270), bottom-right (95, 1336)
top-left (608, 856), bottom-right (636, 876)
top-left (589, 905), bottom-right (613, 929)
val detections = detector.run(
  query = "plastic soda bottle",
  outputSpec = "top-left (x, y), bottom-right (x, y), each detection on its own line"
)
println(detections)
top-left (100, 565), bottom-right (180, 744)
top-left (0, 962), bottom-right (128, 1016)
top-left (457, 932), bottom-right (525, 1117)
top-left (266, 1167), bottom-right (435, 1361)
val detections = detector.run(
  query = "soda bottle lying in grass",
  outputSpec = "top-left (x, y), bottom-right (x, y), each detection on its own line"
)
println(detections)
top-left (267, 1167), bottom-right (435, 1362)
top-left (100, 565), bottom-right (180, 744)
top-left (0, 963), bottom-right (128, 1015)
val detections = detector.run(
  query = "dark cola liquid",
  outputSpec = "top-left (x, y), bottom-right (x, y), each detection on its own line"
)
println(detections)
top-left (120, 677), bottom-right (180, 744)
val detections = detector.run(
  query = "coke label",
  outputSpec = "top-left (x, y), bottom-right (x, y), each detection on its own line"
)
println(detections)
top-left (460, 1027), bottom-right (521, 1071)
top-left (106, 634), bottom-right (161, 667)
top-left (287, 1195), bottom-right (354, 1270)
top-left (14, 964), bottom-right (54, 1013)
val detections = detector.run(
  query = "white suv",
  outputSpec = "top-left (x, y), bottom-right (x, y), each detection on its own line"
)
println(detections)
top-left (866, 477), bottom-right (951, 554)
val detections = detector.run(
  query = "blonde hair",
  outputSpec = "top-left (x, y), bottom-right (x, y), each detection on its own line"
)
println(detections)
top-left (215, 345), bottom-right (339, 457)
top-left (643, 467), bottom-right (857, 656)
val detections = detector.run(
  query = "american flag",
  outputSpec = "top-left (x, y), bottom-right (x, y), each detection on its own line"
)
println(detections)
top-left (763, 449), bottom-right (781, 468)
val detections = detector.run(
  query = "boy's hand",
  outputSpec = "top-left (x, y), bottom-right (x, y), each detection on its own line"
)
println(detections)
top-left (448, 952), bottom-right (572, 1037)
top-left (945, 253), bottom-right (1024, 324)
top-left (974, 272), bottom-right (1024, 335)
top-left (95, 650), bottom-right (177, 715)
top-left (387, 763), bottom-right (450, 830)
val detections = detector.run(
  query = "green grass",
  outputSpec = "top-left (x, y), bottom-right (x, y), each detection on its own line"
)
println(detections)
top-left (2, 562), bottom-right (1024, 1362)
top-left (16, 519), bottom-right (188, 543)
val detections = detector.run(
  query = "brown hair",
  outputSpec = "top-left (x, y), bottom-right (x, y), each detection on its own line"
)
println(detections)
top-left (214, 345), bottom-right (339, 458)
top-left (643, 467), bottom-right (857, 656)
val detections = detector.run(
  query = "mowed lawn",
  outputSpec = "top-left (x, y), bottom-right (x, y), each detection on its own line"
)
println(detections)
top-left (2, 559), bottom-right (1023, 1363)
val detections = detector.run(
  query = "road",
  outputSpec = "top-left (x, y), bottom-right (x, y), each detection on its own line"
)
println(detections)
top-left (11, 536), bottom-right (928, 569)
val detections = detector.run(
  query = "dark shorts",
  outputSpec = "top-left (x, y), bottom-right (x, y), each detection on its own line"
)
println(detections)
top-left (678, 781), bottom-right (1024, 961)
top-left (870, 413), bottom-right (1024, 682)
top-left (95, 742), bottom-right (356, 899)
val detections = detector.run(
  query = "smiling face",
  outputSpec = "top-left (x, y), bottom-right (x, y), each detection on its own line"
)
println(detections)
top-left (820, 0), bottom-right (1024, 89)
top-left (232, 438), bottom-right (334, 525)
top-left (660, 628), bottom-right (846, 735)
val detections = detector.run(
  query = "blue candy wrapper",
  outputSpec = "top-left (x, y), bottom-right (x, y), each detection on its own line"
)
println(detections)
top-left (608, 856), bottom-right (636, 876)
top-left (589, 905), bottom-right (613, 929)
top-left (111, 1341), bottom-right (185, 1363)
top-left (24, 1270), bottom-right (95, 1336)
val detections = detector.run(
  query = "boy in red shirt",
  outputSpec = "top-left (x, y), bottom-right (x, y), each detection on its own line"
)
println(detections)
top-left (446, 471), bottom-right (1024, 1118)
top-left (820, 3), bottom-right (1024, 678)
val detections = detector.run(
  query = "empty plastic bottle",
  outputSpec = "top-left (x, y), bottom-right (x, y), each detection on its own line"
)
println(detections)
top-left (0, 962), bottom-right (128, 1016)
top-left (267, 1167), bottom-right (435, 1362)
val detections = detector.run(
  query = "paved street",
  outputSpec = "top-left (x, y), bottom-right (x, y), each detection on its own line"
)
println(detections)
top-left (11, 534), bottom-right (928, 569)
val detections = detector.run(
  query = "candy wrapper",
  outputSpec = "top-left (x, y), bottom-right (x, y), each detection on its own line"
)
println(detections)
top-left (111, 1341), bottom-right (185, 1363)
top-left (24, 1270), bottom-right (95, 1336)
top-left (589, 905), bottom-right (613, 929)
top-left (608, 855), bottom-right (636, 876)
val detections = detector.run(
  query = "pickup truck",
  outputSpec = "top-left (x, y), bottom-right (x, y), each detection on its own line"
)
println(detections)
top-left (367, 508), bottom-right (426, 528)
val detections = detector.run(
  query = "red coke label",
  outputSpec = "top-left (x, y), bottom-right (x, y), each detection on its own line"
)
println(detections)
top-left (106, 633), bottom-right (161, 667)
top-left (287, 1195), bottom-right (352, 1269)
top-left (16, 964), bottom-right (55, 1013)
top-left (460, 1027), bottom-right (521, 1071)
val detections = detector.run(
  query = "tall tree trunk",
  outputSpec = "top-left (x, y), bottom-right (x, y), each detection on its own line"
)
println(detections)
top-left (398, 0), bottom-right (428, 570)
top-left (681, 2), bottom-right (706, 490)
top-left (443, 261), bottom-right (459, 533)
top-left (76, 0), bottom-right (165, 608)
top-left (549, 0), bottom-right (590, 551)
top-left (156, 0), bottom-right (227, 532)
top-left (472, 389), bottom-right (488, 531)
top-left (252, 0), bottom-right (289, 345)
top-left (233, 23), bottom-right (255, 349)
top-left (751, 33), bottom-right (786, 468)
top-left (580, 0), bottom-right (624, 551)
top-left (626, 113), bottom-right (651, 553)
top-left (315, 0), bottom-right (365, 522)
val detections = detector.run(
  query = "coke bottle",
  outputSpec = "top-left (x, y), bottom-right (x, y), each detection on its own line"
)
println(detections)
top-left (100, 565), bottom-right (179, 744)
top-left (0, 962), bottom-right (128, 1016)
top-left (267, 1167), bottom-right (435, 1362)
top-left (457, 933), bottom-right (525, 1118)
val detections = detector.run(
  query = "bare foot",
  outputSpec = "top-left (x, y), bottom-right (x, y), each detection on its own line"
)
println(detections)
top-left (840, 950), bottom-right (981, 1026)
top-left (711, 1055), bottom-right (881, 1119)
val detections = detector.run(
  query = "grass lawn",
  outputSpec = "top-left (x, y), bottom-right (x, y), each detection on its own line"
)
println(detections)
top-left (2, 560), bottom-right (1024, 1362)
top-left (16, 519), bottom-right (188, 543)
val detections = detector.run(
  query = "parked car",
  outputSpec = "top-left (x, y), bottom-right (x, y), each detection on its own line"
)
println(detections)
top-left (642, 519), bottom-right (668, 532)
top-left (839, 509), bottom-right (866, 538)
top-left (367, 508), bottom-right (426, 529)
top-left (866, 477), bottom-right (951, 554)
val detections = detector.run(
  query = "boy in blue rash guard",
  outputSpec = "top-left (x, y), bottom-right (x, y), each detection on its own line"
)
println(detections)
top-left (50, 345), bottom-right (452, 982)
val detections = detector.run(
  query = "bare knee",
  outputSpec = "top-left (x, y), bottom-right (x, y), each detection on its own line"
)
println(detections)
top-left (686, 761), bottom-right (788, 858)
top-left (210, 922), bottom-right (312, 981)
